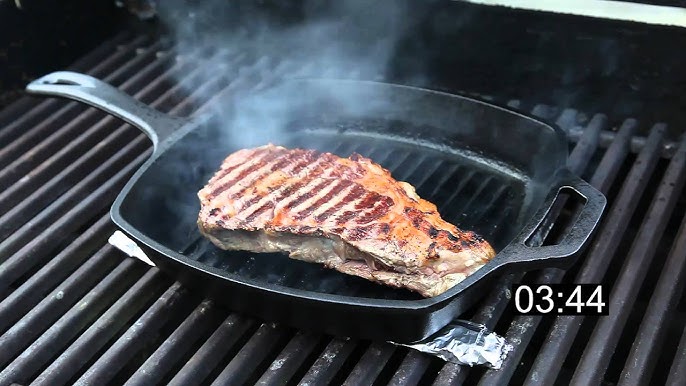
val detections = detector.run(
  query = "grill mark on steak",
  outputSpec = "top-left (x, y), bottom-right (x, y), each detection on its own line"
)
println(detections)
top-left (234, 155), bottom-right (313, 211)
top-left (208, 148), bottom-right (287, 198)
top-left (290, 151), bottom-right (321, 175)
top-left (314, 184), bottom-right (366, 223)
top-left (236, 151), bottom-right (334, 222)
top-left (356, 195), bottom-right (394, 224)
top-left (243, 180), bottom-right (308, 220)
top-left (285, 179), bottom-right (332, 210)
top-left (239, 154), bottom-right (330, 214)
top-left (206, 149), bottom-right (260, 184)
top-left (244, 202), bottom-right (274, 223)
top-left (293, 180), bottom-right (354, 220)
top-left (224, 152), bottom-right (296, 199)
top-left (207, 147), bottom-right (272, 185)
top-left (335, 209), bottom-right (360, 225)
top-left (310, 181), bottom-right (357, 218)
top-left (291, 179), bottom-right (342, 216)
top-left (228, 158), bottom-right (294, 202)
top-left (354, 192), bottom-right (380, 211)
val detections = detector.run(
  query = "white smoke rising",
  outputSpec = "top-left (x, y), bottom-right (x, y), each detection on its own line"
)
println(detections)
top-left (157, 0), bottom-right (417, 150)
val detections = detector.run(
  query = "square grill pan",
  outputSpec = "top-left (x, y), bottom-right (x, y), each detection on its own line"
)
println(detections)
top-left (25, 72), bottom-right (605, 342)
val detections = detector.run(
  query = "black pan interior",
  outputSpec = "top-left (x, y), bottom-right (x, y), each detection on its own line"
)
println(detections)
top-left (118, 80), bottom-right (566, 300)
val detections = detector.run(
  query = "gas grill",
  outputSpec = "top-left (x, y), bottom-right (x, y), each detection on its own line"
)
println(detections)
top-left (1, 1), bottom-right (686, 385)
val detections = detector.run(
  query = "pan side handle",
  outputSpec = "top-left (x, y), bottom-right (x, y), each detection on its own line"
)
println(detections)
top-left (495, 169), bottom-right (607, 269)
top-left (26, 71), bottom-right (188, 151)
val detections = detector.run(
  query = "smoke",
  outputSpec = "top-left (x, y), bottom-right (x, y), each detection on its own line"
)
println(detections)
top-left (156, 0), bottom-right (417, 150)
top-left (123, 1), bottom-right (432, 252)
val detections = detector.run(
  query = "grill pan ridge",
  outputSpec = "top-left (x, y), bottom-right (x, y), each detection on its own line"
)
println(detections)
top-left (24, 71), bottom-right (606, 342)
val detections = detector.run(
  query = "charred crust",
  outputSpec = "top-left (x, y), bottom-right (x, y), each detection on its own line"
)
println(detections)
top-left (470, 232), bottom-right (485, 243)
top-left (444, 231), bottom-right (459, 242)
top-left (428, 226), bottom-right (439, 238)
top-left (427, 242), bottom-right (439, 259)
top-left (298, 226), bottom-right (323, 237)
top-left (404, 206), bottom-right (425, 229)
top-left (209, 208), bottom-right (220, 217)
top-left (380, 223), bottom-right (391, 234)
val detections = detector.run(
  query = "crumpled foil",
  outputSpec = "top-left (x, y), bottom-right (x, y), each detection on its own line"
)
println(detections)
top-left (392, 320), bottom-right (513, 369)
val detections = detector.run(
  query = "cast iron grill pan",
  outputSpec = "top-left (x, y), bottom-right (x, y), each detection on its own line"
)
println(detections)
top-left (24, 72), bottom-right (606, 342)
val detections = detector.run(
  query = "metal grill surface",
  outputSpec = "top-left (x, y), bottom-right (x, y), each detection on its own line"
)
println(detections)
top-left (0, 33), bottom-right (685, 386)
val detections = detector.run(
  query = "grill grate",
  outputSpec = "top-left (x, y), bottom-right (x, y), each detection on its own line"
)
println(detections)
top-left (1, 33), bottom-right (685, 386)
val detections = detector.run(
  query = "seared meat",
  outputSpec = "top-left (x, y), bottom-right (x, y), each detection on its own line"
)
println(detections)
top-left (197, 144), bottom-right (496, 297)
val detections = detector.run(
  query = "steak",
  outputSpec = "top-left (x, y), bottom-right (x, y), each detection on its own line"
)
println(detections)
top-left (197, 144), bottom-right (496, 297)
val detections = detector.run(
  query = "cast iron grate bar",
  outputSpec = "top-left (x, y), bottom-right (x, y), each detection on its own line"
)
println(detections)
top-left (209, 323), bottom-right (291, 386)
top-left (254, 331), bottom-right (321, 386)
top-left (0, 214), bottom-right (115, 333)
top-left (72, 282), bottom-right (189, 386)
top-left (343, 342), bottom-right (397, 385)
top-left (0, 31), bottom-right (135, 143)
top-left (122, 299), bottom-right (218, 386)
top-left (570, 134), bottom-right (686, 385)
top-left (0, 48), bottom-right (182, 214)
top-left (0, 33), bottom-right (684, 386)
top-left (297, 337), bottom-right (358, 385)
top-left (0, 39), bottom-right (165, 191)
top-left (167, 313), bottom-right (255, 386)
top-left (618, 199), bottom-right (686, 384)
top-left (0, 151), bottom-right (151, 296)
top-left (0, 35), bottom-right (151, 169)
top-left (387, 350), bottom-right (432, 385)
top-left (667, 327), bottom-right (686, 385)
top-left (0, 253), bottom-right (147, 382)
top-left (30, 268), bottom-right (170, 386)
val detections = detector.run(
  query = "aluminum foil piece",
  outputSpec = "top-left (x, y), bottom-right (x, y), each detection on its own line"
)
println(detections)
top-left (108, 230), bottom-right (157, 267)
top-left (392, 320), bottom-right (513, 369)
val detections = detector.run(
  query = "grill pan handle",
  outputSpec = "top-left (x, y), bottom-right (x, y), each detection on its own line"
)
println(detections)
top-left (499, 169), bottom-right (606, 268)
top-left (26, 71), bottom-right (188, 152)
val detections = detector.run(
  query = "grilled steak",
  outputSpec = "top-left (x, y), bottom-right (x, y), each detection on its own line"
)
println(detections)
top-left (197, 144), bottom-right (496, 297)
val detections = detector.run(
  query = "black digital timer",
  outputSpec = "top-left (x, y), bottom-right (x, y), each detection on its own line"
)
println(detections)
top-left (513, 284), bottom-right (608, 315)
